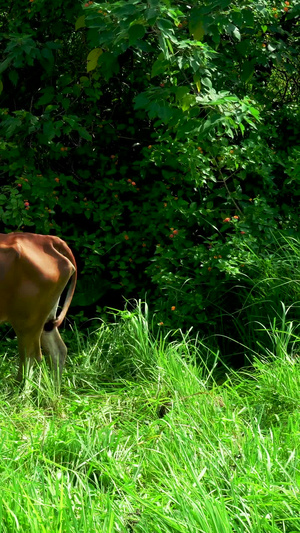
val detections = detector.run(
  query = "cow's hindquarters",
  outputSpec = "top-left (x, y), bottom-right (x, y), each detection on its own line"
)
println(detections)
top-left (0, 232), bottom-right (76, 383)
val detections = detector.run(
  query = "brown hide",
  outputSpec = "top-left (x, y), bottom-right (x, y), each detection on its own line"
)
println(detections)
top-left (0, 233), bottom-right (77, 381)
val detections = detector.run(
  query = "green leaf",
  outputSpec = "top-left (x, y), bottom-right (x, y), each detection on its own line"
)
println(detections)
top-left (192, 19), bottom-right (205, 41)
top-left (0, 57), bottom-right (12, 74)
top-left (77, 127), bottom-right (92, 141)
top-left (115, 4), bottom-right (137, 17)
top-left (75, 15), bottom-right (86, 30)
top-left (236, 39), bottom-right (251, 57)
top-left (61, 98), bottom-right (70, 110)
top-left (175, 86), bottom-right (190, 102)
top-left (145, 7), bottom-right (158, 23)
top-left (181, 94), bottom-right (196, 111)
top-left (45, 41), bottom-right (62, 50)
top-left (189, 8), bottom-right (205, 41)
top-left (43, 121), bottom-right (56, 141)
top-left (87, 48), bottom-right (103, 73)
top-left (248, 106), bottom-right (260, 120)
top-left (202, 77), bottom-right (212, 89)
top-left (37, 88), bottom-right (55, 106)
top-left (134, 93), bottom-right (150, 109)
top-left (241, 60), bottom-right (255, 82)
top-left (233, 27), bottom-right (241, 41)
top-left (98, 52), bottom-right (119, 80)
top-left (156, 18), bottom-right (175, 39)
top-left (8, 70), bottom-right (18, 86)
top-left (41, 48), bottom-right (54, 61)
top-left (128, 24), bottom-right (146, 45)
top-left (232, 11), bottom-right (242, 27)
top-left (192, 74), bottom-right (201, 93)
top-left (0, 80), bottom-right (3, 95)
top-left (151, 56), bottom-right (168, 78)
top-left (242, 9), bottom-right (254, 27)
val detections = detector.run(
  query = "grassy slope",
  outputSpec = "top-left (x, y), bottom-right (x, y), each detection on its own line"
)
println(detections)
top-left (0, 306), bottom-right (300, 532)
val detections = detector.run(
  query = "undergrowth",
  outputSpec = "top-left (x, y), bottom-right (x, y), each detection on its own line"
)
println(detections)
top-left (0, 302), bottom-right (299, 532)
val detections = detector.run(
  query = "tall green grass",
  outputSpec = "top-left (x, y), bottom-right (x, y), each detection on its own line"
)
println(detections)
top-left (0, 301), bottom-right (300, 532)
top-left (215, 234), bottom-right (300, 367)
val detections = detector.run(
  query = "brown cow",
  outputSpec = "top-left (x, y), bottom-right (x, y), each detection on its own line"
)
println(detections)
top-left (0, 232), bottom-right (77, 381)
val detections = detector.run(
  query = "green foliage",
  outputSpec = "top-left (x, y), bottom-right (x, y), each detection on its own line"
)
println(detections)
top-left (0, 0), bottom-right (299, 341)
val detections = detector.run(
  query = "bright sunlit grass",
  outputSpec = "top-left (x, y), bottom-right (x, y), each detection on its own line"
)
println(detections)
top-left (0, 302), bottom-right (300, 532)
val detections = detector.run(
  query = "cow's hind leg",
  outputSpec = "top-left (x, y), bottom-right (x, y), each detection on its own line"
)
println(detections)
top-left (15, 329), bottom-right (43, 382)
top-left (41, 300), bottom-right (67, 379)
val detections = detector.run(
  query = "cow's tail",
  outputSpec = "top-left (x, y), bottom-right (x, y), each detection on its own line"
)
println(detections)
top-left (44, 238), bottom-right (77, 332)
top-left (53, 267), bottom-right (77, 329)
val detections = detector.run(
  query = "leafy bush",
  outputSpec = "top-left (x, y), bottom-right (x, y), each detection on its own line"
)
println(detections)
top-left (0, 0), bottom-right (299, 344)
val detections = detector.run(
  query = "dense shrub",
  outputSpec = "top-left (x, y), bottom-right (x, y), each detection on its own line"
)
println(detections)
top-left (0, 0), bottom-right (299, 346)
